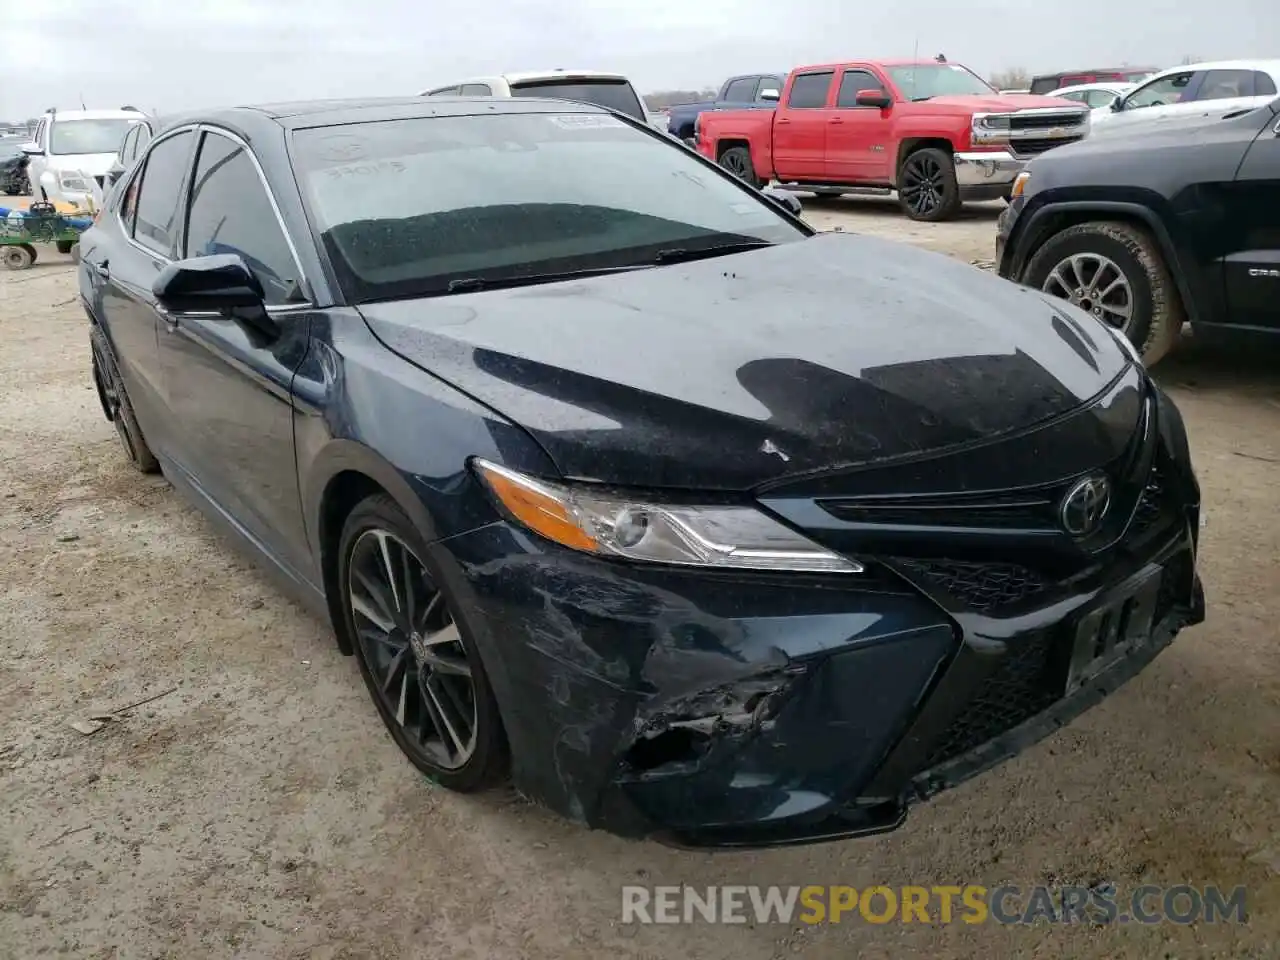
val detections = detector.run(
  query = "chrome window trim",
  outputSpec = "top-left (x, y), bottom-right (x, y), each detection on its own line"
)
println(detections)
top-left (122, 121), bottom-right (314, 312)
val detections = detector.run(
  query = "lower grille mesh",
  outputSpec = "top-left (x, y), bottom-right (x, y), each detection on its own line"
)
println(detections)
top-left (924, 631), bottom-right (1062, 769)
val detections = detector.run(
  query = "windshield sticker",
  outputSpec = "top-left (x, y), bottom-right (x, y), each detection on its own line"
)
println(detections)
top-left (547, 114), bottom-right (625, 129)
top-left (323, 160), bottom-right (406, 180)
top-left (313, 134), bottom-right (369, 162)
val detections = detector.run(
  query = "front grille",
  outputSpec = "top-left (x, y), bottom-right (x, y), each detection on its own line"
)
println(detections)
top-left (893, 558), bottom-right (1048, 613)
top-left (1009, 112), bottom-right (1088, 130)
top-left (1011, 135), bottom-right (1085, 156)
top-left (822, 494), bottom-right (1053, 530)
top-left (924, 630), bottom-right (1063, 769)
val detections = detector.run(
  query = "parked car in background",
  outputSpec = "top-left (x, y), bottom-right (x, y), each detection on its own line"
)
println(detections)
top-left (698, 60), bottom-right (1090, 221)
top-left (997, 97), bottom-right (1280, 366)
top-left (1, 140), bottom-right (30, 195)
top-left (78, 95), bottom-right (1203, 847)
top-left (104, 113), bottom-right (159, 190)
top-left (420, 69), bottom-right (648, 123)
top-left (1050, 82), bottom-right (1134, 113)
top-left (1090, 61), bottom-right (1280, 136)
top-left (1030, 67), bottom-right (1157, 95)
top-left (998, 88), bottom-right (1031, 95)
top-left (665, 73), bottom-right (786, 142)
top-left (22, 107), bottom-right (147, 206)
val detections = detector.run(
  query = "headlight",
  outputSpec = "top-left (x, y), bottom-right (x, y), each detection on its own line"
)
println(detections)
top-left (473, 459), bottom-right (863, 574)
top-left (971, 112), bottom-right (1011, 144)
top-left (58, 173), bottom-right (91, 191)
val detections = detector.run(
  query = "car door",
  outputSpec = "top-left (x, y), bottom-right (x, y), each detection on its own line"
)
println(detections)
top-left (774, 70), bottom-right (834, 179)
top-left (83, 128), bottom-right (196, 450)
top-left (826, 69), bottom-right (893, 182)
top-left (1104, 70), bottom-right (1198, 131)
top-left (1223, 115), bottom-right (1280, 332)
top-left (156, 127), bottom-right (313, 575)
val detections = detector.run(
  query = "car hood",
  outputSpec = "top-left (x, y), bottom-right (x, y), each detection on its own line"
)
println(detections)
top-left (47, 152), bottom-right (118, 176)
top-left (359, 232), bottom-right (1130, 491)
top-left (924, 94), bottom-right (1085, 112)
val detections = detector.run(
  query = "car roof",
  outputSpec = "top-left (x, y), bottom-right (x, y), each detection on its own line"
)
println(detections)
top-left (1153, 59), bottom-right (1280, 77)
top-left (164, 96), bottom-right (610, 135)
top-left (1053, 81), bottom-right (1133, 94)
top-left (45, 109), bottom-right (146, 121)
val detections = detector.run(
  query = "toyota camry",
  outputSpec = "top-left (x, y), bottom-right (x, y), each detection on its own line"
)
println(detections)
top-left (77, 96), bottom-right (1205, 848)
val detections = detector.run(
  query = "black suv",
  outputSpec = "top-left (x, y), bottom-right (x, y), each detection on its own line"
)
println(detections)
top-left (997, 98), bottom-right (1280, 365)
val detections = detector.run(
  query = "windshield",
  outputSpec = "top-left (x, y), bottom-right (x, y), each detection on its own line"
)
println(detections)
top-left (887, 64), bottom-right (996, 101)
top-left (293, 113), bottom-right (804, 303)
top-left (509, 79), bottom-right (646, 121)
top-left (50, 118), bottom-right (140, 155)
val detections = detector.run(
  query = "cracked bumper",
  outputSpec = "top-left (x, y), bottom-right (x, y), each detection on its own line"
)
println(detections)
top-left (427, 506), bottom-right (1203, 848)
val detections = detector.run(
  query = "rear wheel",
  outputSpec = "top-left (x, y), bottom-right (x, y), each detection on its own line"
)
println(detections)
top-left (718, 145), bottom-right (762, 188)
top-left (91, 334), bottom-right (160, 473)
top-left (1023, 220), bottom-right (1183, 366)
top-left (2, 245), bottom-right (33, 270)
top-left (55, 239), bottom-right (74, 255)
top-left (898, 147), bottom-right (961, 221)
top-left (337, 494), bottom-right (509, 792)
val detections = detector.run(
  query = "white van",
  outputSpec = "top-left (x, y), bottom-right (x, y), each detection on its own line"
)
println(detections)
top-left (421, 70), bottom-right (652, 126)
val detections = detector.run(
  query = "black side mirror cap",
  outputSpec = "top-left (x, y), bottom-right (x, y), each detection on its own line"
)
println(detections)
top-left (152, 254), bottom-right (265, 313)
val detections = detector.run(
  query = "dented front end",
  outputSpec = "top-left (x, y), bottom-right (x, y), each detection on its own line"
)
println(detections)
top-left (430, 519), bottom-right (963, 845)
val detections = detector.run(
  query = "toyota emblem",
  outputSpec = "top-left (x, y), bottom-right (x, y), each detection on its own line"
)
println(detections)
top-left (1060, 474), bottom-right (1111, 537)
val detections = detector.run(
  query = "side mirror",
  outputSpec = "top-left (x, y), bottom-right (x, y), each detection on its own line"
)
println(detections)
top-left (759, 88), bottom-right (780, 102)
top-left (761, 186), bottom-right (802, 217)
top-left (153, 254), bottom-right (264, 312)
top-left (105, 162), bottom-right (126, 187)
top-left (1110, 97), bottom-right (1124, 112)
top-left (854, 89), bottom-right (893, 109)
top-left (20, 142), bottom-right (42, 155)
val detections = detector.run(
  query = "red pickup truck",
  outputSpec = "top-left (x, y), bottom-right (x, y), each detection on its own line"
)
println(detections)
top-left (697, 59), bottom-right (1091, 221)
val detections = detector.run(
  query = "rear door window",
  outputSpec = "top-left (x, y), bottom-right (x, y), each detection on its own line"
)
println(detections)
top-left (132, 130), bottom-right (194, 256)
top-left (459, 83), bottom-right (493, 95)
top-left (426, 87), bottom-right (460, 96)
top-left (508, 79), bottom-right (646, 121)
top-left (723, 78), bottom-right (758, 102)
top-left (787, 72), bottom-right (834, 108)
top-left (1195, 70), bottom-right (1257, 101)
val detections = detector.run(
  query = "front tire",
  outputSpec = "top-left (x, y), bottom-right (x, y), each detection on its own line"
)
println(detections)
top-left (718, 145), bottom-right (762, 188)
top-left (897, 147), bottom-right (961, 221)
top-left (1022, 220), bottom-right (1183, 366)
top-left (337, 494), bottom-right (509, 792)
top-left (56, 239), bottom-right (74, 255)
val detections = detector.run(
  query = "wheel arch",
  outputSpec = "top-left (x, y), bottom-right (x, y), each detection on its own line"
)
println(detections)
top-left (895, 137), bottom-right (955, 184)
top-left (307, 441), bottom-right (450, 655)
top-left (1007, 199), bottom-right (1202, 327)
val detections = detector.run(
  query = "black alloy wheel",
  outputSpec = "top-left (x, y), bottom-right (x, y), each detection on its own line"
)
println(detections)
top-left (91, 338), bottom-right (159, 473)
top-left (898, 147), bottom-right (961, 222)
top-left (339, 495), bottom-right (508, 791)
top-left (718, 145), bottom-right (762, 188)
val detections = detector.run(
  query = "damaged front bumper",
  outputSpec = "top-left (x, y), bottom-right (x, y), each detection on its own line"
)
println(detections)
top-left (429, 504), bottom-right (1203, 849)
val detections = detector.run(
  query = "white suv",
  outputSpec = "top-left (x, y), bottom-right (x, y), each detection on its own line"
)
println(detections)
top-left (421, 70), bottom-right (652, 125)
top-left (22, 108), bottom-right (146, 208)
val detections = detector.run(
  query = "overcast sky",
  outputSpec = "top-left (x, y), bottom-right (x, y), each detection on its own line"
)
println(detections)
top-left (3, 0), bottom-right (1275, 119)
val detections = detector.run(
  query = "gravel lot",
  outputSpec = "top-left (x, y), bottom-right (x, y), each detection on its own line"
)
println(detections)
top-left (2, 196), bottom-right (1279, 959)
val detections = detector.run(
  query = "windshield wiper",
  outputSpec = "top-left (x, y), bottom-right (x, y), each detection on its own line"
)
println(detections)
top-left (445, 264), bottom-right (651, 294)
top-left (653, 240), bottom-right (774, 265)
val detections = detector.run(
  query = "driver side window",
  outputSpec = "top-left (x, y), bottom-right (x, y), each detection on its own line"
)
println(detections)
top-left (1124, 72), bottom-right (1194, 109)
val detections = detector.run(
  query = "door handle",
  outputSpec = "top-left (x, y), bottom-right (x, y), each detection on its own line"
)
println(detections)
top-left (777, 118), bottom-right (791, 124)
top-left (93, 259), bottom-right (109, 280)
top-left (829, 117), bottom-right (844, 124)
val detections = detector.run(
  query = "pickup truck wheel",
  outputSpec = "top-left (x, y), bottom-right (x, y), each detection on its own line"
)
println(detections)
top-left (718, 146), bottom-right (762, 188)
top-left (1023, 221), bottom-right (1183, 366)
top-left (898, 148), bottom-right (961, 222)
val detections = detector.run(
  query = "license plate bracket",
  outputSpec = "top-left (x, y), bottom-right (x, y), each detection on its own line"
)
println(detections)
top-left (1065, 567), bottom-right (1163, 693)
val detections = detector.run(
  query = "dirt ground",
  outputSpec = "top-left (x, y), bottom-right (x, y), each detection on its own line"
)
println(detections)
top-left (2, 196), bottom-right (1279, 960)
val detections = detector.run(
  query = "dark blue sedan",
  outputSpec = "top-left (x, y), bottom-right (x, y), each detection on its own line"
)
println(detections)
top-left (77, 96), bottom-right (1205, 848)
